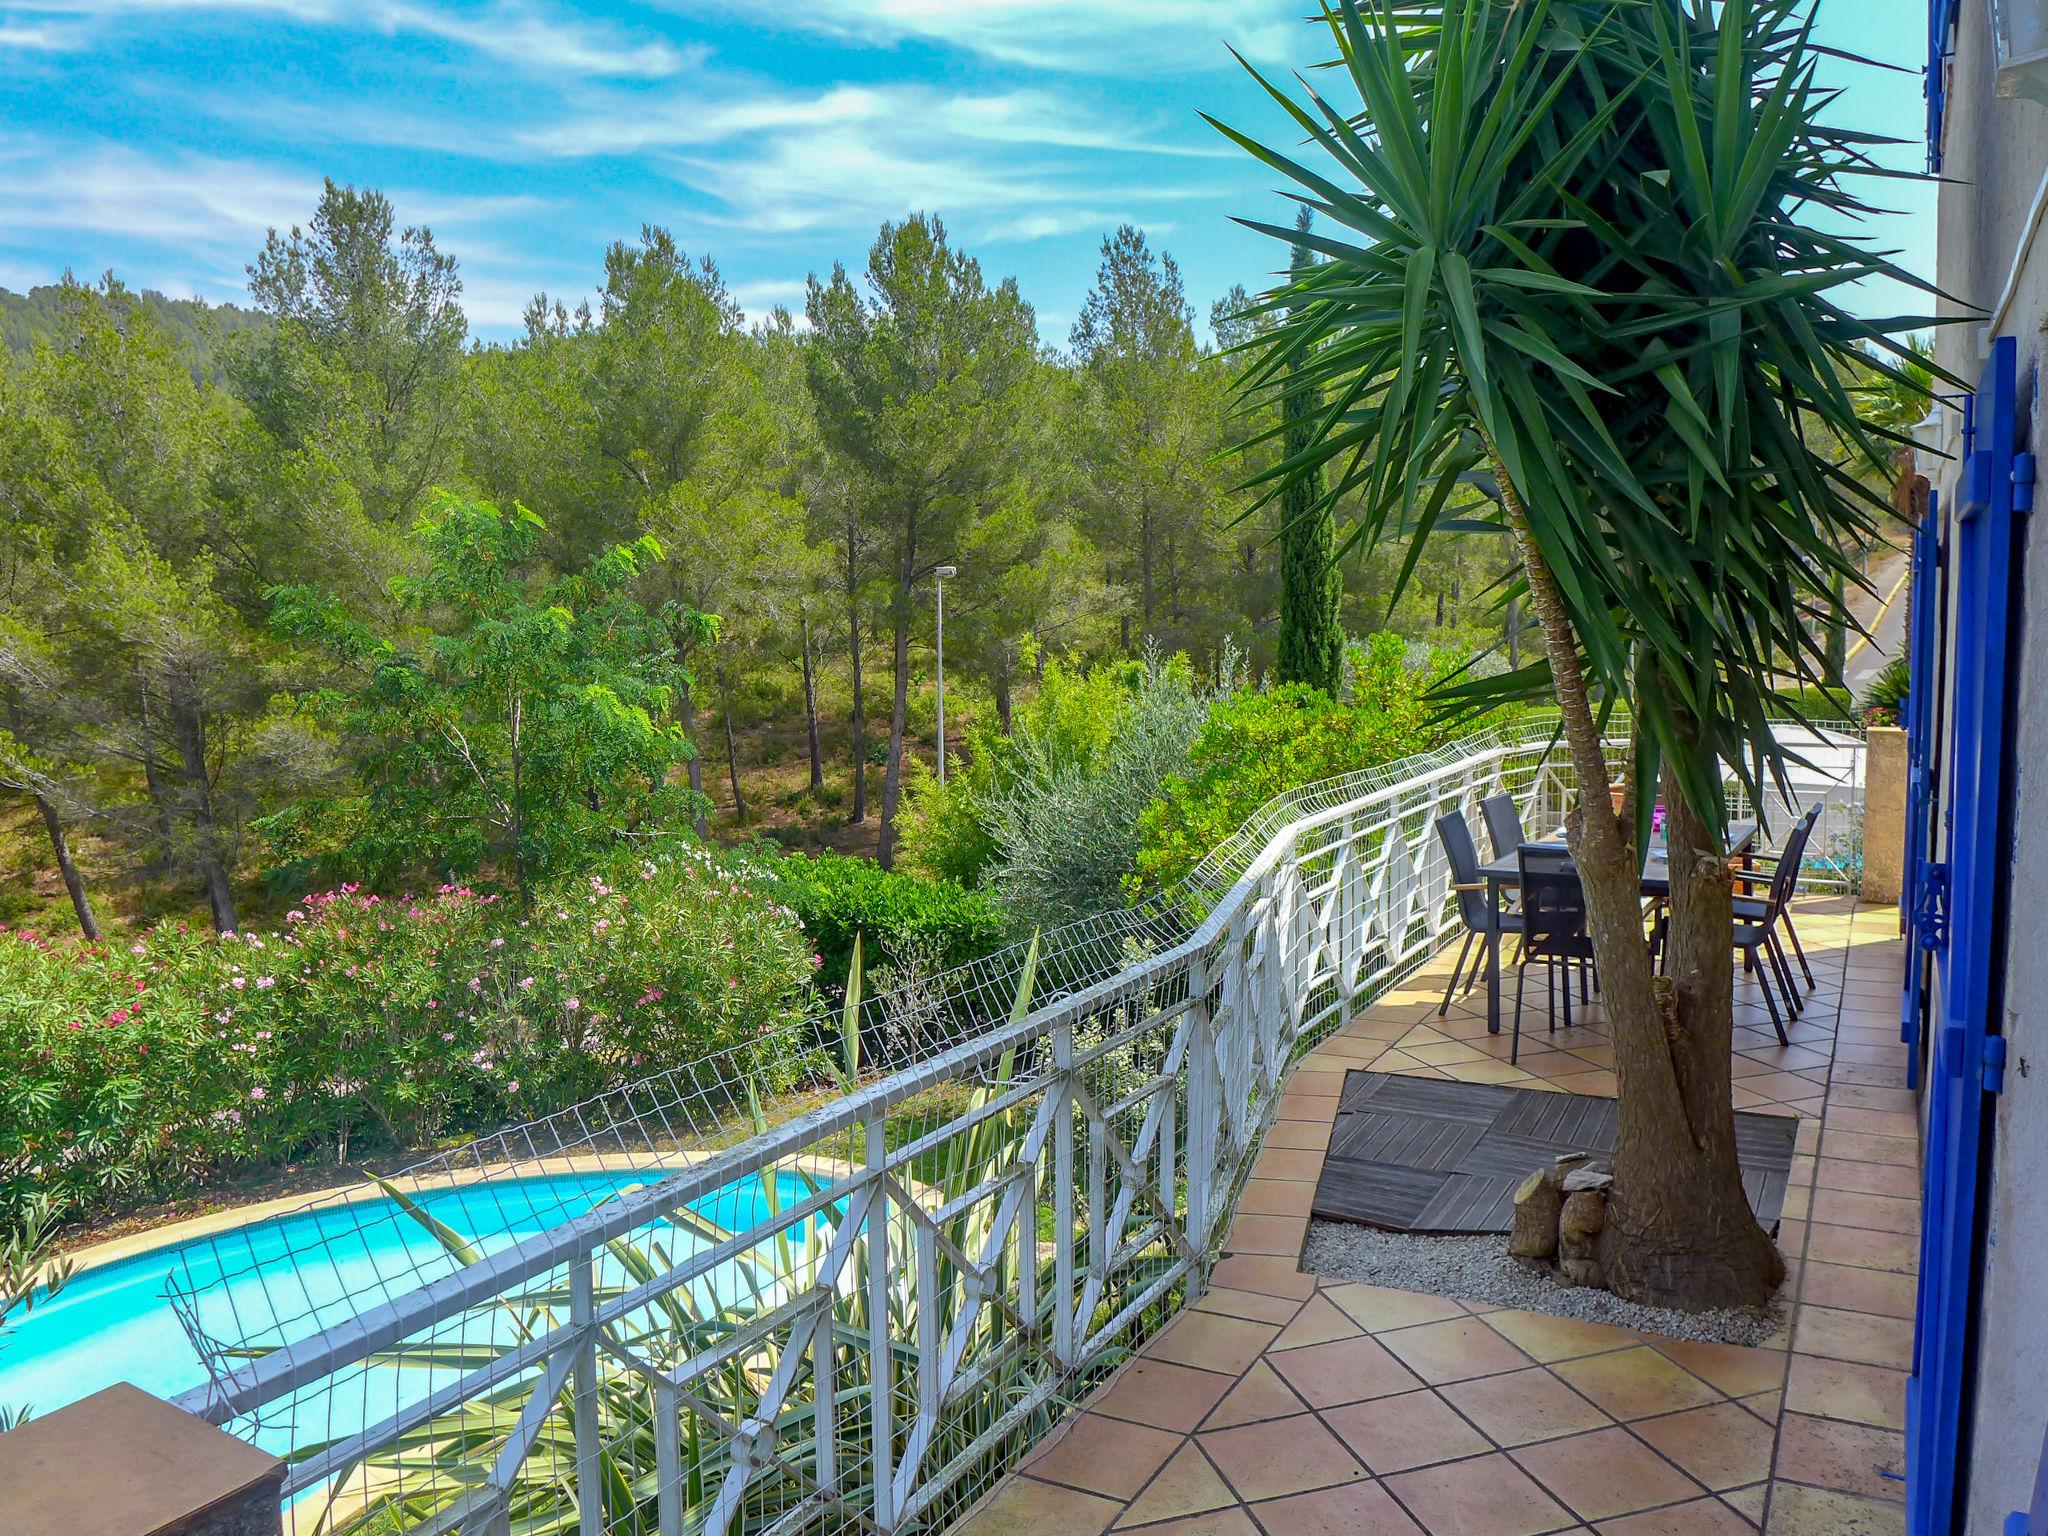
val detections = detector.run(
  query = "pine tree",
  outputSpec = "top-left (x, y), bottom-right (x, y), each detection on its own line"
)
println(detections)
top-left (1275, 209), bottom-right (1342, 693)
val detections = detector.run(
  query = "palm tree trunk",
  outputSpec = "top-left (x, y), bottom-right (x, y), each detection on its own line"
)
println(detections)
top-left (1488, 443), bottom-right (1779, 1309)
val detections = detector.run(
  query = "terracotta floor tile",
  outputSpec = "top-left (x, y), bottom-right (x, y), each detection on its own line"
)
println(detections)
top-left (1251, 1147), bottom-right (1329, 1183)
top-left (1791, 1306), bottom-right (1913, 1371)
top-left (1721, 1481), bottom-right (1768, 1524)
top-left (959, 1475), bottom-right (1123, 1536)
top-left (1823, 1086), bottom-right (1915, 1116)
top-left (1026, 1414), bottom-right (1185, 1501)
top-left (1236, 1179), bottom-right (1318, 1218)
top-left (1288, 1068), bottom-right (1350, 1098)
top-left (1553, 1348), bottom-right (1720, 1421)
top-left (1090, 1358), bottom-right (1238, 1434)
top-left (1193, 1362), bottom-right (1304, 1434)
top-left (1782, 1355), bottom-right (1906, 1431)
top-left (1147, 1310), bottom-right (1282, 1376)
top-left (1113, 1445), bottom-right (1240, 1529)
top-left (1226, 1213), bottom-right (1309, 1259)
top-left (1592, 1496), bottom-right (1759, 1533)
top-left (1272, 1292), bottom-right (1367, 1351)
top-left (1817, 1131), bottom-right (1918, 1168)
top-left (1484, 1310), bottom-right (1641, 1363)
top-left (1268, 1332), bottom-right (1425, 1407)
top-left (1261, 1120), bottom-right (1334, 1152)
top-left (1321, 1282), bottom-right (1467, 1333)
top-left (1808, 1189), bottom-right (1918, 1235)
top-left (1209, 1254), bottom-right (1318, 1300)
top-left (1441, 1366), bottom-right (1615, 1446)
top-left (1379, 1315), bottom-right (1534, 1384)
top-left (1738, 1392), bottom-right (1782, 1425)
top-left (1513, 1426), bottom-right (1705, 1521)
top-left (1113, 1510), bottom-right (1260, 1536)
top-left (1632, 1401), bottom-right (1777, 1489)
top-left (1276, 1092), bottom-right (1342, 1124)
top-left (1647, 1340), bottom-right (1787, 1400)
top-left (1822, 1107), bottom-right (1918, 1140)
top-left (1197, 1413), bottom-right (1367, 1503)
top-left (1194, 1286), bottom-right (1306, 1326)
top-left (1325, 1388), bottom-right (1492, 1473)
top-left (1406, 1040), bottom-right (1491, 1066)
top-left (1812, 1159), bottom-right (1919, 1199)
top-left (1772, 1414), bottom-right (1905, 1501)
top-left (1802, 1223), bottom-right (1916, 1275)
top-left (1385, 1451), bottom-right (1578, 1536)
top-left (1760, 1480), bottom-right (1905, 1534)
top-left (1796, 1261), bottom-right (1915, 1320)
top-left (1546, 1069), bottom-right (1621, 1097)
top-left (1247, 1479), bottom-right (1425, 1536)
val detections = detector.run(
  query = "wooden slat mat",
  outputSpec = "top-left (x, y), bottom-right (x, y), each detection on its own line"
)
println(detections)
top-left (1310, 1069), bottom-right (1798, 1235)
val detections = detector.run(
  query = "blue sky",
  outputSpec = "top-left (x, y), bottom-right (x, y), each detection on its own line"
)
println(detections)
top-left (0, 0), bottom-right (1938, 345)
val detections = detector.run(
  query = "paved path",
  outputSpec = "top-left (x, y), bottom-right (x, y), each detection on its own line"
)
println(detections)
top-left (1844, 553), bottom-right (1910, 697)
top-left (954, 902), bottom-right (1915, 1536)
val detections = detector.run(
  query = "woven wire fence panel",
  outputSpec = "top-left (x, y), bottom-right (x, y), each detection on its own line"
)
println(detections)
top-left (157, 714), bottom-right (1861, 1536)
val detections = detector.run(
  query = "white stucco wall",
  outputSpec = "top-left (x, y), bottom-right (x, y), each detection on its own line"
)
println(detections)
top-left (1928, 4), bottom-right (2048, 1531)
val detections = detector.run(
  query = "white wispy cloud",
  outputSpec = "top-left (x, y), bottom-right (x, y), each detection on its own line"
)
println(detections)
top-left (12, 0), bottom-right (692, 77)
top-left (0, 18), bottom-right (87, 47)
top-left (692, 0), bottom-right (1310, 72)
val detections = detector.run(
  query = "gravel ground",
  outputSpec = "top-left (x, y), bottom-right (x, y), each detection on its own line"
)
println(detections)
top-left (1301, 1218), bottom-right (1787, 1347)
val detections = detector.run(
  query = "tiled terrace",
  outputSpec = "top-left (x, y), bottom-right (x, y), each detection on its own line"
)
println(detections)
top-left (957, 898), bottom-right (1916, 1536)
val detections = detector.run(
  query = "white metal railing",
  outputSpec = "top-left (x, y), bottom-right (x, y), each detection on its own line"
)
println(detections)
top-left (161, 717), bottom-right (1861, 1536)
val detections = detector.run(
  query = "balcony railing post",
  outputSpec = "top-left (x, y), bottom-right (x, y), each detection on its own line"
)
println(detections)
top-left (570, 1252), bottom-right (602, 1536)
top-left (864, 1116), bottom-right (897, 1530)
top-left (1051, 1016), bottom-right (1077, 1368)
top-left (1184, 954), bottom-right (1216, 1247)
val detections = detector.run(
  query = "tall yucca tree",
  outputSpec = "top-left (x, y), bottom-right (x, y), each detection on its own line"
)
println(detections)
top-left (1210, 0), bottom-right (1941, 1307)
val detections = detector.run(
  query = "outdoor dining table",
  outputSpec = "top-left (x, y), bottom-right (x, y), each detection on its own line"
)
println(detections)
top-left (1472, 819), bottom-right (1759, 1036)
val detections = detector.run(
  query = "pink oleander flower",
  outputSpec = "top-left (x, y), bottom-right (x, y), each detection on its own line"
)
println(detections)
top-left (250, 1086), bottom-right (267, 1100)
top-left (255, 976), bottom-right (276, 990)
top-left (230, 976), bottom-right (247, 990)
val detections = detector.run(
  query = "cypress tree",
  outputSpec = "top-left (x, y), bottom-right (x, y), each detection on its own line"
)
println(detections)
top-left (1276, 208), bottom-right (1343, 692)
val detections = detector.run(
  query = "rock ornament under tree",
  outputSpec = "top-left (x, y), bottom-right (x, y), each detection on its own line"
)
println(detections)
top-left (1510, 1153), bottom-right (1616, 1289)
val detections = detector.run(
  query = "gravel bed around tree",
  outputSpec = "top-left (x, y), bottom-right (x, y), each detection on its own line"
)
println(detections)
top-left (1301, 1218), bottom-right (1788, 1348)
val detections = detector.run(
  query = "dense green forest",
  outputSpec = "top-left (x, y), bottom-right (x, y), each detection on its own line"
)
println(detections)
top-left (0, 179), bottom-right (1520, 941)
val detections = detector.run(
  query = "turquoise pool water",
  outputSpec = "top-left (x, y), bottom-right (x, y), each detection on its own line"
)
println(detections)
top-left (0, 1168), bottom-right (820, 1447)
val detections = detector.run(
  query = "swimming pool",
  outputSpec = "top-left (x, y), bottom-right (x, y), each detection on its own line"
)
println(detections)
top-left (0, 1167), bottom-right (824, 1449)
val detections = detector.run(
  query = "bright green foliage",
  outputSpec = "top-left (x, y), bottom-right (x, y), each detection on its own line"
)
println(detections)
top-left (898, 653), bottom-right (1144, 885)
top-left (0, 845), bottom-right (816, 1226)
top-left (1135, 635), bottom-right (1463, 890)
top-left (1859, 655), bottom-right (1910, 728)
top-left (1276, 210), bottom-right (1344, 694)
top-left (761, 849), bottom-right (1007, 994)
top-left (1210, 0), bottom-right (1943, 828)
top-left (264, 495), bottom-right (711, 899)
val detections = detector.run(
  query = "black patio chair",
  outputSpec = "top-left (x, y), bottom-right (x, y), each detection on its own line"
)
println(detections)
top-left (1650, 815), bottom-right (1807, 1046)
top-left (1480, 793), bottom-right (1528, 862)
top-left (1514, 845), bottom-right (1596, 1063)
top-left (1433, 810), bottom-right (1523, 1018)
top-left (1733, 805), bottom-right (1822, 990)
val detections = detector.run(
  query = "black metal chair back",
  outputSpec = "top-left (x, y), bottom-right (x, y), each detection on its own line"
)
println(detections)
top-left (1480, 794), bottom-right (1527, 862)
top-left (1516, 844), bottom-right (1587, 953)
top-left (1767, 805), bottom-right (1820, 911)
top-left (1434, 811), bottom-right (1490, 931)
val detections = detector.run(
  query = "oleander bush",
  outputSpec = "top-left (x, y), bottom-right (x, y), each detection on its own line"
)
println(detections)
top-left (0, 844), bottom-right (818, 1228)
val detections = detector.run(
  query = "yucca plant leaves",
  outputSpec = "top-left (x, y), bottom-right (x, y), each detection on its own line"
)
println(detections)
top-left (1214, 0), bottom-right (1956, 823)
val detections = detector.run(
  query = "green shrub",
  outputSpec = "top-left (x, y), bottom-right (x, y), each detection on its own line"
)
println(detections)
top-left (1133, 635), bottom-right (1466, 893)
top-left (982, 649), bottom-right (1214, 928)
top-left (1858, 656), bottom-right (1910, 728)
top-left (761, 850), bottom-right (1007, 995)
top-left (898, 655), bottom-right (1145, 886)
top-left (0, 845), bottom-right (818, 1228)
top-left (1769, 684), bottom-right (1857, 724)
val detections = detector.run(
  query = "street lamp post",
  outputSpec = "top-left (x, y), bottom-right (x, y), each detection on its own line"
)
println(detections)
top-left (933, 565), bottom-right (957, 783)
